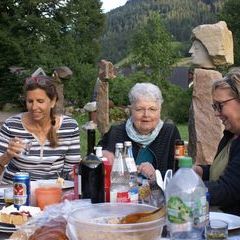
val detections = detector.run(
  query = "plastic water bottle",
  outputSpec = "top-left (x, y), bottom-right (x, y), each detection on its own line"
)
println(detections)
top-left (110, 143), bottom-right (130, 202)
top-left (165, 156), bottom-right (208, 239)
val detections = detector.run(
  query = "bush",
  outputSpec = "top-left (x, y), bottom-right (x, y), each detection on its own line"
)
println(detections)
top-left (110, 107), bottom-right (128, 123)
top-left (109, 71), bottom-right (149, 106)
top-left (109, 72), bottom-right (191, 124)
top-left (162, 84), bottom-right (192, 124)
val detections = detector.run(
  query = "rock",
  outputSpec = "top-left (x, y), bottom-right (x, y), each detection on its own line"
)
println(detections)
top-left (82, 121), bottom-right (97, 130)
top-left (188, 69), bottom-right (224, 165)
top-left (84, 101), bottom-right (97, 112)
top-left (96, 80), bottom-right (109, 135)
top-left (192, 21), bottom-right (234, 66)
top-left (53, 66), bottom-right (73, 80)
top-left (98, 59), bottom-right (116, 81)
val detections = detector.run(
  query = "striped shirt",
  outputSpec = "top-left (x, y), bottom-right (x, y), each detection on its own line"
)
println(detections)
top-left (0, 113), bottom-right (81, 183)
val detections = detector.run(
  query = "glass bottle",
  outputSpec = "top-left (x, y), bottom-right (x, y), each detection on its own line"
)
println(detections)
top-left (110, 143), bottom-right (130, 203)
top-left (79, 129), bottom-right (104, 203)
top-left (123, 141), bottom-right (139, 203)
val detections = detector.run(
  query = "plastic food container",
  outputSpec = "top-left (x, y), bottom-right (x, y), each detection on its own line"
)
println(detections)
top-left (67, 203), bottom-right (165, 240)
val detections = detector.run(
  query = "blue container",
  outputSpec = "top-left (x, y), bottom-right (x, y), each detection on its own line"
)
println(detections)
top-left (13, 172), bottom-right (30, 209)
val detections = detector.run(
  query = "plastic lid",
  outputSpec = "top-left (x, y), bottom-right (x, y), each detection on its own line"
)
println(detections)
top-left (179, 156), bottom-right (192, 168)
top-left (124, 141), bottom-right (132, 147)
top-left (115, 143), bottom-right (123, 148)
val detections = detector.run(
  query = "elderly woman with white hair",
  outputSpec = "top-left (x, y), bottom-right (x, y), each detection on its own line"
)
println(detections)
top-left (99, 82), bottom-right (181, 179)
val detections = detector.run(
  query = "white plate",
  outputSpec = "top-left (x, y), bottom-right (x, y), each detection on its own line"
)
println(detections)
top-left (0, 225), bottom-right (17, 233)
top-left (36, 180), bottom-right (74, 189)
top-left (210, 212), bottom-right (240, 230)
top-left (61, 180), bottom-right (74, 189)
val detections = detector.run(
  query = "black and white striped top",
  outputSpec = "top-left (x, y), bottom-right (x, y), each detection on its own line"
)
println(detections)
top-left (0, 113), bottom-right (81, 183)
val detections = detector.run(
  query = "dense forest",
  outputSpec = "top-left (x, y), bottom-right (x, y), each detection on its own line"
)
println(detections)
top-left (100, 0), bottom-right (225, 63)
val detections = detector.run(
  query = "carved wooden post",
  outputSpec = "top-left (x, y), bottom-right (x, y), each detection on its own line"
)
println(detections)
top-left (96, 60), bottom-right (116, 136)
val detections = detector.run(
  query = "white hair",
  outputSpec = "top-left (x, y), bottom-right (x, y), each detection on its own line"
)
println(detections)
top-left (128, 83), bottom-right (164, 105)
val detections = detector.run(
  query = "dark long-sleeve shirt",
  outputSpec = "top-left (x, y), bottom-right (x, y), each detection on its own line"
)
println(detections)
top-left (99, 121), bottom-right (181, 178)
top-left (203, 130), bottom-right (240, 215)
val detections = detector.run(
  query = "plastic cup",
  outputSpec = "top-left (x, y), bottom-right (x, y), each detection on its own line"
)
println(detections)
top-left (35, 186), bottom-right (62, 210)
top-left (4, 187), bottom-right (14, 206)
top-left (205, 219), bottom-right (228, 240)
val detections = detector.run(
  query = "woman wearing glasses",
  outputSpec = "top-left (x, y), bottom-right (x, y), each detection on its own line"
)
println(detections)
top-left (194, 68), bottom-right (240, 215)
top-left (0, 76), bottom-right (81, 183)
top-left (99, 82), bottom-right (181, 180)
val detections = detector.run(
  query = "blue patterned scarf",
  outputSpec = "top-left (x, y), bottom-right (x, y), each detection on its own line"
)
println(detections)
top-left (125, 118), bottom-right (163, 147)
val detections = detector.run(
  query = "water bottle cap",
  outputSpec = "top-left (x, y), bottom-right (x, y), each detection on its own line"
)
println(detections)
top-left (179, 156), bottom-right (192, 168)
top-left (124, 141), bottom-right (132, 146)
top-left (115, 143), bottom-right (123, 148)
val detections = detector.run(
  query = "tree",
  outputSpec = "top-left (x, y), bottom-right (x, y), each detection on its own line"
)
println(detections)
top-left (129, 13), bottom-right (191, 123)
top-left (130, 13), bottom-right (176, 86)
top-left (0, 0), bottom-right (105, 107)
top-left (219, 0), bottom-right (240, 65)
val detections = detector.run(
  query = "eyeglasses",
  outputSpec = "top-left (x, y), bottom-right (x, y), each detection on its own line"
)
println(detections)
top-left (212, 98), bottom-right (236, 112)
top-left (133, 107), bottom-right (160, 115)
top-left (25, 76), bottom-right (51, 85)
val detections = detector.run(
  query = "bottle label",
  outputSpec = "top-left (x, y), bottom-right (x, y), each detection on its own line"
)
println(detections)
top-left (110, 191), bottom-right (130, 203)
top-left (167, 196), bottom-right (191, 224)
top-left (129, 188), bottom-right (139, 203)
top-left (167, 196), bottom-right (207, 225)
top-left (175, 146), bottom-right (185, 157)
top-left (125, 157), bottom-right (137, 173)
top-left (117, 192), bottom-right (130, 202)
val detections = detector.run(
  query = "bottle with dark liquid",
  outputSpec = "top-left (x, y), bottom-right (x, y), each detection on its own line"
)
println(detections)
top-left (79, 128), bottom-right (105, 203)
top-left (87, 129), bottom-right (96, 155)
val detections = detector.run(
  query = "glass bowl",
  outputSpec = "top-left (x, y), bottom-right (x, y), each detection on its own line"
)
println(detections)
top-left (67, 203), bottom-right (165, 240)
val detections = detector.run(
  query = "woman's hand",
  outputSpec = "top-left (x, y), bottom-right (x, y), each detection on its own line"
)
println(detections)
top-left (102, 150), bottom-right (114, 165)
top-left (6, 137), bottom-right (25, 159)
top-left (137, 162), bottom-right (156, 180)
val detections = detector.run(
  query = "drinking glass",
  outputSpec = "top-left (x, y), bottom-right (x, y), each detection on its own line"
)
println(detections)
top-left (4, 187), bottom-right (14, 206)
top-left (205, 219), bottom-right (228, 240)
top-left (21, 139), bottom-right (32, 155)
top-left (35, 185), bottom-right (62, 210)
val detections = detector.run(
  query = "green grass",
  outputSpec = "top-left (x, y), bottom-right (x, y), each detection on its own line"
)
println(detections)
top-left (74, 113), bottom-right (189, 157)
top-left (177, 123), bottom-right (189, 141)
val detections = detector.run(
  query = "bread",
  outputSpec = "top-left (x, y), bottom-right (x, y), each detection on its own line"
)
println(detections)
top-left (29, 217), bottom-right (69, 240)
top-left (0, 212), bottom-right (30, 225)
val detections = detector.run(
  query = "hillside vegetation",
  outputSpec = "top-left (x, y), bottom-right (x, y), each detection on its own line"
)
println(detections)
top-left (100, 0), bottom-right (225, 63)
